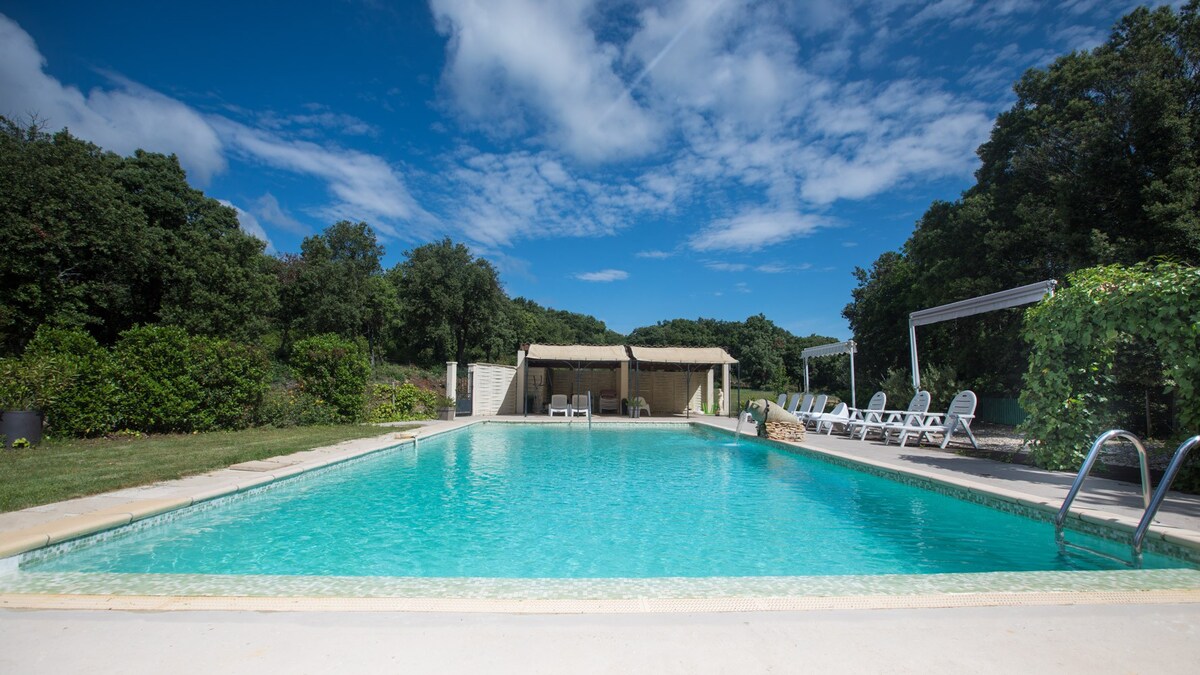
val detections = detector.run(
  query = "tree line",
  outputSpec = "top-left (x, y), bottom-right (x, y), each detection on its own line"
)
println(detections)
top-left (843, 3), bottom-right (1200, 401)
top-left (0, 116), bottom-right (841, 396)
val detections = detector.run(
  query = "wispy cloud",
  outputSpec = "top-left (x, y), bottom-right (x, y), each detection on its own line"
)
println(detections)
top-left (690, 210), bottom-right (827, 253)
top-left (252, 193), bottom-right (309, 235)
top-left (636, 249), bottom-right (674, 259)
top-left (575, 269), bottom-right (629, 282)
top-left (211, 118), bottom-right (428, 238)
top-left (218, 199), bottom-right (273, 251)
top-left (704, 261), bottom-right (748, 272)
top-left (0, 13), bottom-right (431, 240)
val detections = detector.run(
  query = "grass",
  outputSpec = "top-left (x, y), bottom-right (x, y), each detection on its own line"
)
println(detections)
top-left (731, 389), bottom-right (779, 411)
top-left (0, 424), bottom-right (408, 513)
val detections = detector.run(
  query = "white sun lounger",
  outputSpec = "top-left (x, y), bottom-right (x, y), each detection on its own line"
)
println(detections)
top-left (885, 390), bottom-right (979, 449)
top-left (812, 402), bottom-right (851, 434)
top-left (849, 390), bottom-right (931, 440)
top-left (799, 394), bottom-right (828, 426)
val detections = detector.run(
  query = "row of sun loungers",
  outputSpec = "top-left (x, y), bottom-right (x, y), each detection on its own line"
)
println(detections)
top-left (773, 389), bottom-right (979, 449)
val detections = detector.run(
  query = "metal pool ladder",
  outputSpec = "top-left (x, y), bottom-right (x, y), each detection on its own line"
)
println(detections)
top-left (1055, 429), bottom-right (1200, 565)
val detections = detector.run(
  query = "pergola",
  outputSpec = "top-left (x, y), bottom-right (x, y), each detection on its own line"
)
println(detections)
top-left (908, 279), bottom-right (1057, 390)
top-left (516, 344), bottom-right (629, 416)
top-left (800, 340), bottom-right (857, 408)
top-left (627, 346), bottom-right (738, 418)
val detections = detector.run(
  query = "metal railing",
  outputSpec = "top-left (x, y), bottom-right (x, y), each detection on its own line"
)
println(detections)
top-left (1056, 429), bottom-right (1199, 564)
top-left (1132, 434), bottom-right (1200, 556)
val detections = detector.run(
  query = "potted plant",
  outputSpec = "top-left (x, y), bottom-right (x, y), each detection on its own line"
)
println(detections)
top-left (0, 355), bottom-right (67, 448)
top-left (436, 395), bottom-right (456, 421)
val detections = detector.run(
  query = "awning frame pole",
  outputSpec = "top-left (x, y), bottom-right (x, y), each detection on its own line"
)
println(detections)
top-left (849, 349), bottom-right (857, 409)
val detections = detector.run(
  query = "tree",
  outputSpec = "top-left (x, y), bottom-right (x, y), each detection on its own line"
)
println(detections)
top-left (277, 221), bottom-right (395, 363)
top-left (0, 119), bottom-right (278, 352)
top-left (508, 297), bottom-right (623, 348)
top-left (843, 2), bottom-right (1200, 395)
top-left (389, 238), bottom-right (507, 366)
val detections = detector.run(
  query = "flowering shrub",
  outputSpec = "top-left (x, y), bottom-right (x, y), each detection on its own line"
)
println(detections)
top-left (366, 382), bottom-right (439, 422)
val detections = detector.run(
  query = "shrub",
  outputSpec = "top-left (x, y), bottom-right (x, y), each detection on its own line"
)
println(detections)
top-left (193, 339), bottom-right (270, 430)
top-left (877, 364), bottom-right (965, 414)
top-left (366, 382), bottom-right (439, 422)
top-left (256, 385), bottom-right (342, 427)
top-left (113, 325), bottom-right (269, 433)
top-left (289, 334), bottom-right (370, 422)
top-left (23, 327), bottom-right (119, 436)
top-left (1019, 263), bottom-right (1200, 484)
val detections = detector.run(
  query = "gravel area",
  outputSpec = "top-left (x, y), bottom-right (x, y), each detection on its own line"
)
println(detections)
top-left (946, 423), bottom-right (1184, 486)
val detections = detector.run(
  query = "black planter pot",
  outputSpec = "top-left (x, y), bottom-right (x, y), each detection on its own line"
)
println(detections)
top-left (1, 410), bottom-right (43, 447)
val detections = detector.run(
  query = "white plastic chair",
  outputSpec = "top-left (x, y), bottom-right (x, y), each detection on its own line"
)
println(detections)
top-left (845, 391), bottom-right (887, 434)
top-left (548, 394), bottom-right (569, 416)
top-left (631, 396), bottom-right (651, 417)
top-left (851, 391), bottom-right (931, 440)
top-left (886, 390), bottom-right (979, 449)
top-left (794, 393), bottom-right (815, 418)
top-left (776, 393), bottom-right (788, 407)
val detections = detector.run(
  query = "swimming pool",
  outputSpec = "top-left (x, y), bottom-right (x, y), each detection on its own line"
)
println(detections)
top-left (9, 423), bottom-right (1192, 586)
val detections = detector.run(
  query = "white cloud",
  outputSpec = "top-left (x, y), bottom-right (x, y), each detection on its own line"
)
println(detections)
top-left (636, 250), bottom-right (674, 259)
top-left (431, 0), bottom-right (661, 161)
top-left (443, 148), bottom-right (677, 247)
top-left (0, 13), bottom-right (430, 239)
top-left (689, 210), bottom-right (827, 252)
top-left (704, 261), bottom-right (748, 272)
top-left (218, 199), bottom-right (273, 250)
top-left (252, 193), bottom-right (308, 235)
top-left (212, 118), bottom-right (427, 238)
top-left (255, 103), bottom-right (379, 138)
top-left (755, 262), bottom-right (811, 273)
top-left (0, 14), bottom-right (226, 184)
top-left (575, 269), bottom-right (629, 282)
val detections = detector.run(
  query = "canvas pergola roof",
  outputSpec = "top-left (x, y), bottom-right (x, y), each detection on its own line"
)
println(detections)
top-left (523, 344), bottom-right (628, 367)
top-left (627, 346), bottom-right (738, 367)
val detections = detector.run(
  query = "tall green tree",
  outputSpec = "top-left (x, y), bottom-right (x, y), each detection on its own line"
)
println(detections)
top-left (389, 238), bottom-right (506, 366)
top-left (277, 221), bottom-right (395, 363)
top-left (0, 119), bottom-right (277, 352)
top-left (844, 2), bottom-right (1200, 395)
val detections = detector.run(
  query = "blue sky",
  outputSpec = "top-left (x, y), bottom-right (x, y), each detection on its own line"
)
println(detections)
top-left (0, 1), bottom-right (1176, 339)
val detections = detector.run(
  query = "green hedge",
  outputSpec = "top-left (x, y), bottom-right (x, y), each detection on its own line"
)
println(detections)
top-left (113, 326), bottom-right (269, 433)
top-left (22, 327), bottom-right (119, 436)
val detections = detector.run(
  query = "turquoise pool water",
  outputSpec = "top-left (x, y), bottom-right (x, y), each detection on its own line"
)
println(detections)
top-left (20, 424), bottom-right (1189, 577)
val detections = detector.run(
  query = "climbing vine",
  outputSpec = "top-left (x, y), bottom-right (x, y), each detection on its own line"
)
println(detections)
top-left (1019, 263), bottom-right (1200, 474)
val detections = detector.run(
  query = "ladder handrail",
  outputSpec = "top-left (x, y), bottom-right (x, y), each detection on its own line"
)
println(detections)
top-left (1054, 429), bottom-right (1152, 540)
top-left (1132, 434), bottom-right (1200, 555)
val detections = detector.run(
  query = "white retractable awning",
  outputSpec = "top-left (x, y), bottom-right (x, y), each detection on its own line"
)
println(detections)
top-left (908, 280), bottom-right (1056, 389)
top-left (800, 340), bottom-right (857, 408)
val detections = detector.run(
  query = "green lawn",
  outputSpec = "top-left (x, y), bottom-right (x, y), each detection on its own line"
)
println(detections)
top-left (0, 424), bottom-right (408, 513)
